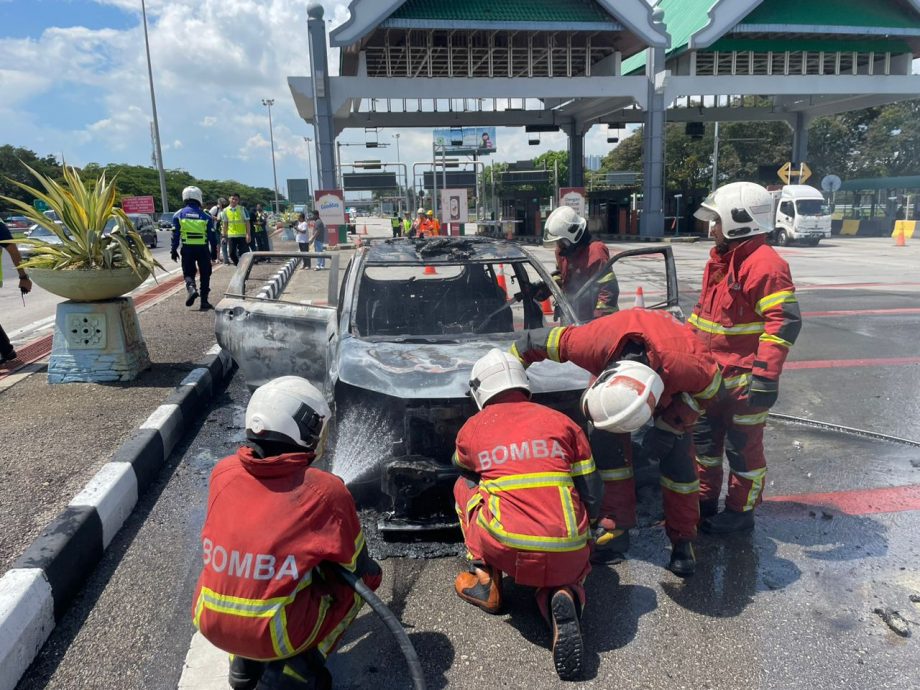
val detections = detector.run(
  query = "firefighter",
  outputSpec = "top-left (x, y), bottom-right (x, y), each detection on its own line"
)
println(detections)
top-left (689, 182), bottom-right (802, 534)
top-left (453, 349), bottom-right (602, 680)
top-left (511, 309), bottom-right (723, 576)
top-left (538, 205), bottom-right (618, 320)
top-left (193, 376), bottom-right (382, 690)
top-left (172, 186), bottom-right (218, 311)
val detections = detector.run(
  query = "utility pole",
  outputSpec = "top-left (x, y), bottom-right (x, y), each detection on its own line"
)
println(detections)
top-left (262, 98), bottom-right (281, 214)
top-left (711, 121), bottom-right (720, 191)
top-left (393, 133), bottom-right (401, 213)
top-left (303, 136), bottom-right (314, 208)
top-left (141, 0), bottom-right (168, 213)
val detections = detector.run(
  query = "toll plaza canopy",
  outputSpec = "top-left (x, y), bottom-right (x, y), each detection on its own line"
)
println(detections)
top-left (290, 0), bottom-right (920, 237)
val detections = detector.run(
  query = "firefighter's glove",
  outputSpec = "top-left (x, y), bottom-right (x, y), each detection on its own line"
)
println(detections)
top-left (747, 375), bottom-right (779, 409)
top-left (170, 249), bottom-right (179, 262)
top-left (590, 517), bottom-right (618, 546)
top-left (640, 419), bottom-right (681, 463)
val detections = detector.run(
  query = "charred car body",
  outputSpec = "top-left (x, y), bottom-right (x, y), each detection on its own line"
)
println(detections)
top-left (215, 237), bottom-right (680, 532)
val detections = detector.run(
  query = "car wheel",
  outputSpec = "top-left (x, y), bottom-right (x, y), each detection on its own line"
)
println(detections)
top-left (777, 229), bottom-right (790, 247)
top-left (810, 238), bottom-right (820, 246)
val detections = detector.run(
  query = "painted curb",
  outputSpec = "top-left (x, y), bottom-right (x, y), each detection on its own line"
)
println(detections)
top-left (0, 345), bottom-right (235, 690)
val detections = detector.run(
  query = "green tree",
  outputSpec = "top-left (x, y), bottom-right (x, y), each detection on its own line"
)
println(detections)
top-left (0, 146), bottom-right (61, 212)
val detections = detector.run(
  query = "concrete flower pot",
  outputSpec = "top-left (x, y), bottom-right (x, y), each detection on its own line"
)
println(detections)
top-left (29, 267), bottom-right (149, 302)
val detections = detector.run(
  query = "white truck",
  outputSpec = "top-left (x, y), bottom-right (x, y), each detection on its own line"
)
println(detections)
top-left (770, 185), bottom-right (832, 246)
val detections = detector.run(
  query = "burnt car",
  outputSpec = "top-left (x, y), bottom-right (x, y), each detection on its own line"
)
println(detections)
top-left (215, 237), bottom-right (680, 532)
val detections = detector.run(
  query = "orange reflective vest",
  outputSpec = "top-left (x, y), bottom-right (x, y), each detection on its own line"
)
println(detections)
top-left (193, 447), bottom-right (374, 661)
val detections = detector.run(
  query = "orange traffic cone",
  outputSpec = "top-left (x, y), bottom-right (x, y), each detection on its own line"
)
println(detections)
top-left (496, 264), bottom-right (508, 299)
top-left (896, 230), bottom-right (906, 247)
top-left (541, 298), bottom-right (554, 316)
top-left (634, 286), bottom-right (646, 309)
top-left (424, 265), bottom-right (437, 275)
top-left (360, 223), bottom-right (368, 236)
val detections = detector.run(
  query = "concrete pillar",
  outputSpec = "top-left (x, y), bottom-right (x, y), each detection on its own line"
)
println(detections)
top-left (567, 123), bottom-right (585, 187)
top-left (307, 2), bottom-right (336, 191)
top-left (792, 111), bottom-right (810, 165)
top-left (640, 38), bottom-right (667, 238)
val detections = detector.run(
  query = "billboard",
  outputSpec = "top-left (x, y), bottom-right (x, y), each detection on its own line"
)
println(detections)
top-left (433, 127), bottom-right (496, 154)
top-left (314, 189), bottom-right (345, 226)
top-left (440, 189), bottom-right (468, 224)
top-left (287, 178), bottom-right (311, 205)
top-left (559, 187), bottom-right (587, 216)
top-left (122, 195), bottom-right (156, 214)
top-left (423, 171), bottom-right (477, 189)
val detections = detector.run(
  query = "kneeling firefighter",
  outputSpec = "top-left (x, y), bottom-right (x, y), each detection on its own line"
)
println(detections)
top-left (452, 349), bottom-right (603, 680)
top-left (511, 309), bottom-right (724, 576)
top-left (193, 377), bottom-right (382, 689)
top-left (536, 206), bottom-right (618, 320)
top-left (172, 186), bottom-right (218, 310)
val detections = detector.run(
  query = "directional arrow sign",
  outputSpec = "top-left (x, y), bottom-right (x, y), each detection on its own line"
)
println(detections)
top-left (797, 162), bottom-right (812, 184)
top-left (777, 162), bottom-right (812, 185)
top-left (777, 162), bottom-right (792, 185)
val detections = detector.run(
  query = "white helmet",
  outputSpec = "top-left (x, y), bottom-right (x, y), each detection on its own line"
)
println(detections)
top-left (543, 205), bottom-right (586, 247)
top-left (245, 376), bottom-right (331, 455)
top-left (469, 348), bottom-right (531, 410)
top-left (581, 360), bottom-right (664, 433)
top-left (417, 207), bottom-right (426, 215)
top-left (694, 182), bottom-right (774, 239)
top-left (182, 186), bottom-right (203, 204)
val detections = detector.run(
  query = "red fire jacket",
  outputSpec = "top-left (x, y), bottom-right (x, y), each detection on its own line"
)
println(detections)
top-left (512, 309), bottom-right (723, 432)
top-left (687, 235), bottom-right (801, 381)
top-left (556, 239), bottom-right (618, 319)
top-left (453, 395), bottom-right (602, 554)
top-left (193, 447), bottom-right (379, 661)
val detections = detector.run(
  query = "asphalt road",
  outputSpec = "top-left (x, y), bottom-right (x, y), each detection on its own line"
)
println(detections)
top-left (14, 235), bottom-right (920, 690)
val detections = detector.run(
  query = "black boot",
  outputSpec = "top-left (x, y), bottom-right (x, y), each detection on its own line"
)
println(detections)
top-left (185, 283), bottom-right (199, 307)
top-left (550, 588), bottom-right (584, 681)
top-left (700, 500), bottom-right (719, 520)
top-left (229, 655), bottom-right (265, 690)
top-left (199, 293), bottom-right (214, 311)
top-left (668, 540), bottom-right (696, 577)
top-left (702, 508), bottom-right (755, 534)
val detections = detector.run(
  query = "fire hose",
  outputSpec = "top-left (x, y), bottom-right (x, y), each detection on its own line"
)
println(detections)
top-left (333, 564), bottom-right (427, 690)
top-left (768, 412), bottom-right (920, 448)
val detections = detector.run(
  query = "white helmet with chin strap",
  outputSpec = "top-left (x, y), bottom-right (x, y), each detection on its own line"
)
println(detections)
top-left (694, 181), bottom-right (774, 240)
top-left (182, 186), bottom-right (203, 204)
top-left (543, 205), bottom-right (587, 247)
top-left (581, 360), bottom-right (664, 434)
top-left (469, 348), bottom-right (531, 410)
top-left (245, 376), bottom-right (331, 456)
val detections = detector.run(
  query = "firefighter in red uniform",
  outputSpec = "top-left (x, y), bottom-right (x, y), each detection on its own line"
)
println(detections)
top-left (538, 205), bottom-right (619, 320)
top-left (193, 377), bottom-right (382, 690)
top-left (511, 309), bottom-right (723, 576)
top-left (453, 349), bottom-right (603, 681)
top-left (689, 182), bottom-right (802, 534)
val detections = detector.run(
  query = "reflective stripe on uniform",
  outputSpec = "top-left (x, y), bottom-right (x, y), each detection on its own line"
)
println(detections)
top-left (759, 333), bottom-right (793, 348)
top-left (317, 592), bottom-right (363, 658)
top-left (755, 290), bottom-right (797, 316)
top-left (723, 373), bottom-right (752, 390)
top-left (179, 217), bottom-right (208, 245)
top-left (731, 466), bottom-right (767, 510)
top-left (476, 511), bottom-right (588, 552)
top-left (660, 476), bottom-right (700, 495)
top-left (733, 411), bottom-right (770, 426)
top-left (569, 456), bottom-right (596, 477)
top-left (680, 392), bottom-right (703, 414)
top-left (688, 313), bottom-right (765, 336)
top-left (545, 327), bottom-right (565, 362)
top-left (694, 370), bottom-right (723, 400)
top-left (509, 343), bottom-right (524, 365)
top-left (599, 467), bottom-right (633, 482)
top-left (696, 455), bottom-right (722, 468)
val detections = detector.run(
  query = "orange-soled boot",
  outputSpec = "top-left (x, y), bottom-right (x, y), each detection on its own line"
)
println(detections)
top-left (454, 565), bottom-right (503, 614)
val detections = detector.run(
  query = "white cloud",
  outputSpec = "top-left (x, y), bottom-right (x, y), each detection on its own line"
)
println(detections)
top-left (201, 116), bottom-right (217, 127)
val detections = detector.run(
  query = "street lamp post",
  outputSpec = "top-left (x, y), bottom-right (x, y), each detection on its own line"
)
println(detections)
top-left (393, 133), bottom-right (402, 213)
top-left (303, 136), bottom-right (314, 209)
top-left (141, 0), bottom-right (168, 214)
top-left (261, 98), bottom-right (281, 214)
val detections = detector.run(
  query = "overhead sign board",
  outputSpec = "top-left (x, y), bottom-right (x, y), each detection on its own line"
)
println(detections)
top-left (314, 189), bottom-right (345, 226)
top-left (343, 172), bottom-right (398, 191)
top-left (440, 188), bottom-right (469, 224)
top-left (433, 127), bottom-right (496, 154)
top-left (778, 162), bottom-right (812, 185)
top-left (423, 171), bottom-right (477, 189)
top-left (287, 178), bottom-right (311, 204)
top-left (559, 187), bottom-right (587, 217)
top-left (121, 195), bottom-right (156, 214)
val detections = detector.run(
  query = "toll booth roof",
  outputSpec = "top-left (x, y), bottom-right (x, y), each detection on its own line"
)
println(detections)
top-left (363, 237), bottom-right (530, 265)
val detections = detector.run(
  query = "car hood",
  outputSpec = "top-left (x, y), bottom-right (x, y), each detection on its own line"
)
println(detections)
top-left (336, 335), bottom-right (591, 399)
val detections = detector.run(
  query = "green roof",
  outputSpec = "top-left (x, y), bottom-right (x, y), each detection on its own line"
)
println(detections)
top-left (743, 0), bottom-right (920, 30)
top-left (840, 175), bottom-right (920, 192)
top-left (391, 0), bottom-right (613, 23)
top-left (622, 0), bottom-right (716, 74)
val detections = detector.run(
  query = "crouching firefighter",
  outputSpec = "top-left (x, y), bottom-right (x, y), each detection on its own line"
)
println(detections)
top-left (193, 377), bottom-right (382, 690)
top-left (452, 349), bottom-right (603, 680)
top-left (511, 309), bottom-right (724, 576)
top-left (172, 186), bottom-right (218, 311)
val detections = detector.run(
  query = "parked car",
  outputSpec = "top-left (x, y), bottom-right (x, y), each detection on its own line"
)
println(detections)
top-left (18, 223), bottom-right (70, 259)
top-left (3, 215), bottom-right (32, 232)
top-left (216, 237), bottom-right (680, 533)
top-left (125, 213), bottom-right (159, 248)
top-left (158, 212), bottom-right (175, 230)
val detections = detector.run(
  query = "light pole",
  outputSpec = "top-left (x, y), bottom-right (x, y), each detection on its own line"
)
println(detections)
top-left (393, 133), bottom-right (401, 212)
top-left (303, 136), bottom-right (314, 208)
top-left (261, 98), bottom-right (281, 214)
top-left (141, 0), bottom-right (168, 213)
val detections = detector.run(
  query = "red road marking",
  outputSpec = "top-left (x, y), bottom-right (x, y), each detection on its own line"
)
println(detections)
top-left (766, 484), bottom-right (920, 515)
top-left (785, 357), bottom-right (920, 370)
top-left (802, 307), bottom-right (920, 318)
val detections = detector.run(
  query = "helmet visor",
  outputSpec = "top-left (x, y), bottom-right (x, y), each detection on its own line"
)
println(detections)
top-left (694, 196), bottom-right (720, 223)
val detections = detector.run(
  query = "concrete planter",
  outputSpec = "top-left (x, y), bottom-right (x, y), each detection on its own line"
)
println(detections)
top-left (29, 266), bottom-right (149, 302)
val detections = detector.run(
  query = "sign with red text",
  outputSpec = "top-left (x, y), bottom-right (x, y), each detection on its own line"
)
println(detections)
top-left (121, 195), bottom-right (156, 214)
top-left (313, 189), bottom-right (346, 225)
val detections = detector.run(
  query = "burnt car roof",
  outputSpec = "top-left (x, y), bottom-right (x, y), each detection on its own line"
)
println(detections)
top-left (363, 237), bottom-right (532, 265)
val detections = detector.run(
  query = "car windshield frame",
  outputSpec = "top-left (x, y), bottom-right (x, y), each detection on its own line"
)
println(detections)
top-left (796, 199), bottom-right (828, 216)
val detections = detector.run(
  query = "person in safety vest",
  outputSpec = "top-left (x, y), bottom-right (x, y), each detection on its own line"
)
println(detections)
top-left (193, 376), bottom-right (381, 690)
top-left (689, 182), bottom-right (802, 534)
top-left (410, 208), bottom-right (425, 238)
top-left (453, 349), bottom-right (602, 681)
top-left (426, 209), bottom-right (441, 236)
top-left (0, 219), bottom-right (32, 365)
top-left (536, 206), bottom-right (618, 321)
top-left (172, 186), bottom-right (218, 311)
top-left (220, 192), bottom-right (251, 266)
top-left (511, 309), bottom-right (724, 576)
top-left (390, 213), bottom-right (402, 238)
top-left (402, 212), bottom-right (412, 237)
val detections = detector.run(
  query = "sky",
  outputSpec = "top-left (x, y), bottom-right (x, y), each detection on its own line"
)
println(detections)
top-left (0, 0), bottom-right (622, 196)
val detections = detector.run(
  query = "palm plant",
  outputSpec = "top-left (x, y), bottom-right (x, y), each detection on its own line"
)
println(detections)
top-left (1, 162), bottom-right (163, 277)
